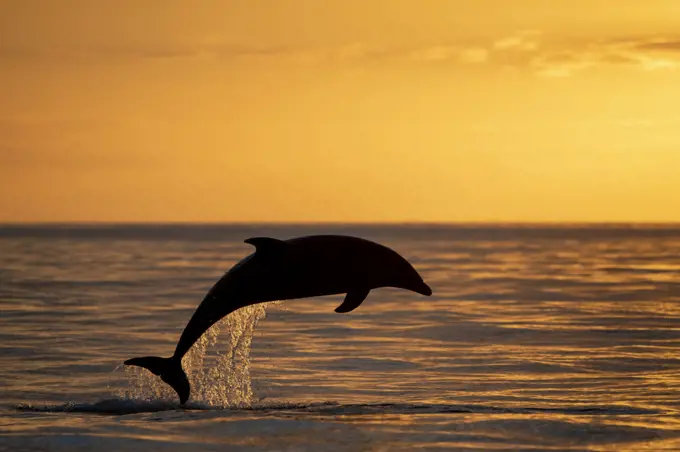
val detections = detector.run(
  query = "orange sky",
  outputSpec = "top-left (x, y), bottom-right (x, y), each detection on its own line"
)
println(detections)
top-left (1, 1), bottom-right (680, 223)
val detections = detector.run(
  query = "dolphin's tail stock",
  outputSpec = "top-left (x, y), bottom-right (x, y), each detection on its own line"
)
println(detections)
top-left (124, 356), bottom-right (190, 404)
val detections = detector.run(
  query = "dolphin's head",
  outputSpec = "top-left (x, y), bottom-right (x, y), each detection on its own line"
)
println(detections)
top-left (396, 275), bottom-right (432, 296)
top-left (407, 278), bottom-right (433, 296)
top-left (385, 256), bottom-right (432, 296)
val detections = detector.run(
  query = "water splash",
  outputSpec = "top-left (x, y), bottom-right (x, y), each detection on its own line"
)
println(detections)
top-left (118, 303), bottom-right (272, 407)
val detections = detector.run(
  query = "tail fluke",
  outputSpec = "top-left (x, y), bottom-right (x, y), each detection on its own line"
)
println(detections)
top-left (124, 356), bottom-right (190, 404)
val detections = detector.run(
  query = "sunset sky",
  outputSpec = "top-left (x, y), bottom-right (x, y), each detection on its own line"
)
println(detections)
top-left (1, 1), bottom-right (679, 223)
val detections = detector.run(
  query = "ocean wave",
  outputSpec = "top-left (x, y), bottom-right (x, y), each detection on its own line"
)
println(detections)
top-left (15, 398), bottom-right (662, 417)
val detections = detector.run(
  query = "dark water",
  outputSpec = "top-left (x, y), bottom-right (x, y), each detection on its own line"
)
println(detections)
top-left (2, 224), bottom-right (680, 451)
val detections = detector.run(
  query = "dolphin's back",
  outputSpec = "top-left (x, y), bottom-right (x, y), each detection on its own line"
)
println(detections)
top-left (208, 235), bottom-right (423, 305)
top-left (279, 235), bottom-right (418, 294)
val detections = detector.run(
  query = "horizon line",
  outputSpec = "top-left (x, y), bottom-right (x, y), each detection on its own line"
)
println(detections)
top-left (2, 220), bottom-right (680, 227)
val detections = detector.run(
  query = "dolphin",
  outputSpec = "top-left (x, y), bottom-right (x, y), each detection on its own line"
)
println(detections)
top-left (124, 234), bottom-right (432, 404)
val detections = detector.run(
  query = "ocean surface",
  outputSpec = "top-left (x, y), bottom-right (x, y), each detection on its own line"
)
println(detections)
top-left (2, 224), bottom-right (680, 451)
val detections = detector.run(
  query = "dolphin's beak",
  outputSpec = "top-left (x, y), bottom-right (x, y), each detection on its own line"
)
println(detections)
top-left (413, 281), bottom-right (432, 296)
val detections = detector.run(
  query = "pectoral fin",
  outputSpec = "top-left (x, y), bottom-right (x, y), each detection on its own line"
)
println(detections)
top-left (335, 288), bottom-right (370, 313)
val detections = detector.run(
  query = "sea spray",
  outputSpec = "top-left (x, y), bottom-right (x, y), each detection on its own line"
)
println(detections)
top-left (119, 303), bottom-right (272, 407)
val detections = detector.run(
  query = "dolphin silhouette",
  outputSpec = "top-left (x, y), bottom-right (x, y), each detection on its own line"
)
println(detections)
top-left (124, 235), bottom-right (432, 404)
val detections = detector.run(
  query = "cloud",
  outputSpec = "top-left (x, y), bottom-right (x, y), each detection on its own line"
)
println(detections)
top-left (633, 40), bottom-right (680, 52)
top-left (2, 31), bottom-right (679, 76)
top-left (493, 30), bottom-right (542, 52)
top-left (519, 36), bottom-right (680, 77)
top-left (415, 45), bottom-right (458, 62)
top-left (532, 59), bottom-right (594, 78)
top-left (458, 47), bottom-right (489, 64)
top-left (0, 40), bottom-right (297, 62)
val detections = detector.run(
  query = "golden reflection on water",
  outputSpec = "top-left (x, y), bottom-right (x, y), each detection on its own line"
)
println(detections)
top-left (2, 225), bottom-right (680, 449)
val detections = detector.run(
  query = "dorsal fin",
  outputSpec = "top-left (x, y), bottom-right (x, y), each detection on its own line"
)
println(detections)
top-left (335, 288), bottom-right (371, 314)
top-left (244, 237), bottom-right (287, 256)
